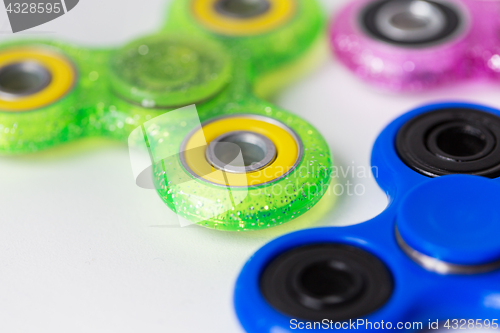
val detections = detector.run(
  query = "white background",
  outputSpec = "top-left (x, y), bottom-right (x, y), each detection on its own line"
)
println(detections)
top-left (0, 1), bottom-right (499, 332)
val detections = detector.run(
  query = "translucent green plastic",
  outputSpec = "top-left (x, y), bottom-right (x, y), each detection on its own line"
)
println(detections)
top-left (0, 0), bottom-right (333, 231)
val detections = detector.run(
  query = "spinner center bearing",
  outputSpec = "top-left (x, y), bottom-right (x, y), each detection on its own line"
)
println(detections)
top-left (180, 114), bottom-right (303, 187)
top-left (191, 0), bottom-right (297, 36)
top-left (396, 107), bottom-right (500, 178)
top-left (260, 244), bottom-right (393, 322)
top-left (215, 0), bottom-right (271, 18)
top-left (361, 0), bottom-right (465, 46)
top-left (110, 35), bottom-right (232, 108)
top-left (206, 130), bottom-right (277, 174)
top-left (396, 175), bottom-right (500, 274)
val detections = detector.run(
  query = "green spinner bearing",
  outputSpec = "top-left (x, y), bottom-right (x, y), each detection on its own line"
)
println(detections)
top-left (0, 0), bottom-right (333, 231)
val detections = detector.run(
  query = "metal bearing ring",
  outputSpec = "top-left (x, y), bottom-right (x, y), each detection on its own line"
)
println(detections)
top-left (191, 0), bottom-right (297, 36)
top-left (180, 114), bottom-right (303, 187)
top-left (360, 0), bottom-right (466, 47)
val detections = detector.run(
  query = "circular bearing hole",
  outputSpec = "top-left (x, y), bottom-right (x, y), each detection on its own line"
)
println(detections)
top-left (435, 124), bottom-right (487, 158)
top-left (206, 131), bottom-right (276, 173)
top-left (214, 138), bottom-right (265, 166)
top-left (215, 0), bottom-right (270, 18)
top-left (295, 261), bottom-right (364, 310)
top-left (390, 11), bottom-right (431, 30)
top-left (425, 121), bottom-right (495, 163)
top-left (376, 1), bottom-right (446, 42)
top-left (0, 62), bottom-right (52, 99)
top-left (362, 0), bottom-right (462, 46)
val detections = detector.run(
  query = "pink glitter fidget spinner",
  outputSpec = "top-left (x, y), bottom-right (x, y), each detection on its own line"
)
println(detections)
top-left (330, 0), bottom-right (500, 91)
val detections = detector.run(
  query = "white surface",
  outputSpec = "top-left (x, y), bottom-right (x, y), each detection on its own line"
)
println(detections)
top-left (1, 1), bottom-right (500, 332)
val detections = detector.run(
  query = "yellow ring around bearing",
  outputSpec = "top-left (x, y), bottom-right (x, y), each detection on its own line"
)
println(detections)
top-left (0, 48), bottom-right (75, 112)
top-left (192, 0), bottom-right (296, 36)
top-left (184, 116), bottom-right (299, 186)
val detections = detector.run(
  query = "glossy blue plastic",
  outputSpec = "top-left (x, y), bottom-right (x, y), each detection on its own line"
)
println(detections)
top-left (398, 176), bottom-right (500, 266)
top-left (234, 102), bottom-right (500, 332)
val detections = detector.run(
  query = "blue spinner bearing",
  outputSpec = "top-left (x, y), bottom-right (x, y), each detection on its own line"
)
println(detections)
top-left (234, 102), bottom-right (500, 332)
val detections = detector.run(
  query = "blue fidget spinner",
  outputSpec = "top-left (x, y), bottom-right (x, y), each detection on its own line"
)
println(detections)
top-left (234, 102), bottom-right (500, 332)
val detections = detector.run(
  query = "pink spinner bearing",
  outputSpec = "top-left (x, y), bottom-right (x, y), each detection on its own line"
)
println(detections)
top-left (330, 0), bottom-right (500, 91)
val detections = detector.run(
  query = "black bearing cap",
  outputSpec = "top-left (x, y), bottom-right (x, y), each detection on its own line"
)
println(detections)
top-left (396, 107), bottom-right (500, 178)
top-left (260, 244), bottom-right (393, 322)
top-left (362, 0), bottom-right (461, 46)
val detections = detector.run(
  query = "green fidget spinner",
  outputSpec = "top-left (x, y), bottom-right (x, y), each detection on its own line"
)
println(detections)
top-left (0, 0), bottom-right (333, 231)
